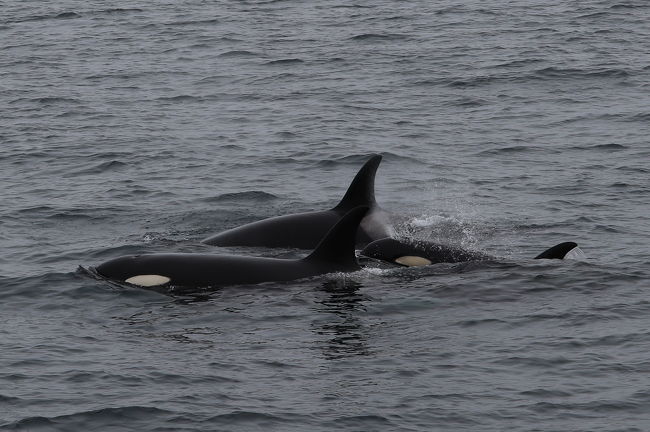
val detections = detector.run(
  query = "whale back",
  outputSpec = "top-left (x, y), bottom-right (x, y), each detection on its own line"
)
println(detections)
top-left (203, 210), bottom-right (339, 248)
top-left (361, 237), bottom-right (488, 266)
top-left (95, 207), bottom-right (370, 288)
top-left (203, 155), bottom-right (385, 249)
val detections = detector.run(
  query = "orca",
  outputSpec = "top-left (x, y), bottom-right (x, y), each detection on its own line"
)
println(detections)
top-left (94, 207), bottom-right (368, 289)
top-left (202, 155), bottom-right (392, 249)
top-left (361, 238), bottom-right (583, 267)
top-left (534, 241), bottom-right (584, 260)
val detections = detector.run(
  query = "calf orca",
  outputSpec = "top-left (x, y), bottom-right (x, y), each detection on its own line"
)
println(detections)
top-left (361, 238), bottom-right (583, 267)
top-left (202, 155), bottom-right (392, 249)
top-left (95, 207), bottom-right (368, 289)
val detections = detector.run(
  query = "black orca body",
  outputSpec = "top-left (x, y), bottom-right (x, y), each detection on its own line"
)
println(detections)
top-left (361, 238), bottom-right (582, 267)
top-left (202, 155), bottom-right (391, 249)
top-left (533, 242), bottom-right (580, 259)
top-left (95, 207), bottom-right (368, 289)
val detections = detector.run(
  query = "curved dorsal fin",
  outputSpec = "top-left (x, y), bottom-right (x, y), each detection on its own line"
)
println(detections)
top-left (333, 155), bottom-right (381, 210)
top-left (534, 242), bottom-right (579, 259)
top-left (304, 206), bottom-right (369, 271)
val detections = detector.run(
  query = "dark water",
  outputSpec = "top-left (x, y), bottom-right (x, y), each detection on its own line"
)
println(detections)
top-left (2, 0), bottom-right (650, 430)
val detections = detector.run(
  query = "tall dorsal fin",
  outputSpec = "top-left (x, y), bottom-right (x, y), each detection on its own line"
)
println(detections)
top-left (303, 206), bottom-right (369, 270)
top-left (333, 155), bottom-right (381, 210)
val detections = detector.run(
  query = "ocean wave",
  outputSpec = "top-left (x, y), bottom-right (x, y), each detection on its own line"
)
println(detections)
top-left (574, 11), bottom-right (612, 20)
top-left (535, 66), bottom-right (631, 79)
top-left (0, 394), bottom-right (22, 402)
top-left (476, 145), bottom-right (537, 156)
top-left (64, 160), bottom-right (128, 177)
top-left (625, 113), bottom-right (650, 122)
top-left (520, 388), bottom-right (573, 397)
top-left (9, 96), bottom-right (81, 105)
top-left (326, 414), bottom-right (395, 428)
top-left (218, 50), bottom-right (261, 58)
top-left (446, 96), bottom-right (489, 107)
top-left (201, 191), bottom-right (279, 203)
top-left (348, 33), bottom-right (407, 41)
top-left (456, 317), bottom-right (507, 327)
top-left (204, 410), bottom-right (306, 426)
top-left (4, 406), bottom-right (174, 431)
top-left (12, 205), bottom-right (132, 224)
top-left (44, 211), bottom-right (100, 221)
top-left (610, 2), bottom-right (647, 9)
top-left (93, 8), bottom-right (144, 15)
top-left (0, 271), bottom-right (77, 299)
top-left (314, 152), bottom-right (422, 167)
top-left (54, 11), bottom-right (80, 19)
top-left (163, 18), bottom-right (220, 27)
top-left (528, 398), bottom-right (647, 414)
top-left (156, 94), bottom-right (204, 102)
top-left (5, 11), bottom-right (81, 23)
top-left (616, 165), bottom-right (649, 173)
top-left (436, 65), bottom-right (633, 88)
top-left (264, 58), bottom-right (305, 65)
top-left (488, 58), bottom-right (545, 69)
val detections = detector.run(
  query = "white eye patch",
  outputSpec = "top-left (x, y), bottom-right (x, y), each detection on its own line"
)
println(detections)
top-left (125, 275), bottom-right (171, 287)
top-left (394, 256), bottom-right (432, 267)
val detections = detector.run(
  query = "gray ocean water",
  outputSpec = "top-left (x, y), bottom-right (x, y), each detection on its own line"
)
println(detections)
top-left (2, 0), bottom-right (650, 430)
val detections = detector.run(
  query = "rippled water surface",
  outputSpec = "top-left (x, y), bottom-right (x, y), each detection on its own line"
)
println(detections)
top-left (2, 0), bottom-right (650, 430)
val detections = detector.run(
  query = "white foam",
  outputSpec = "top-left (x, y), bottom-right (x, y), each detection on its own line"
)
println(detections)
top-left (410, 214), bottom-right (449, 227)
top-left (362, 267), bottom-right (392, 276)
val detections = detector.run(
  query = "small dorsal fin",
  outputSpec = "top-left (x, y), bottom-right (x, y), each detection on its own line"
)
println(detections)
top-left (304, 206), bottom-right (369, 270)
top-left (333, 155), bottom-right (381, 210)
top-left (534, 242), bottom-right (579, 259)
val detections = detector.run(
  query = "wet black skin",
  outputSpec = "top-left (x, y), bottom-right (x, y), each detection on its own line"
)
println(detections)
top-left (95, 207), bottom-right (368, 289)
top-left (361, 238), bottom-right (579, 266)
top-left (202, 155), bottom-right (391, 249)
